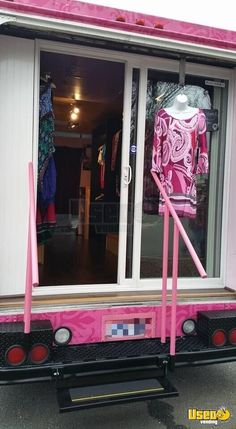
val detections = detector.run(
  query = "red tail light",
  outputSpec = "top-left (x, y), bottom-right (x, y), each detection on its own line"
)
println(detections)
top-left (29, 344), bottom-right (49, 364)
top-left (229, 328), bottom-right (236, 345)
top-left (212, 329), bottom-right (227, 347)
top-left (5, 345), bottom-right (26, 366)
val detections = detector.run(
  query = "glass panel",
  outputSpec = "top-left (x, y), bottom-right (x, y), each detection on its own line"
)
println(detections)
top-left (125, 69), bottom-right (140, 278)
top-left (140, 69), bottom-right (227, 278)
top-left (37, 51), bottom-right (124, 286)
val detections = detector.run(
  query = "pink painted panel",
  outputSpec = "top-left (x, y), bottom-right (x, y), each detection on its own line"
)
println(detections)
top-left (1, 302), bottom-right (236, 345)
top-left (1, 0), bottom-right (236, 50)
top-left (156, 302), bottom-right (233, 337)
top-left (0, 310), bottom-right (102, 344)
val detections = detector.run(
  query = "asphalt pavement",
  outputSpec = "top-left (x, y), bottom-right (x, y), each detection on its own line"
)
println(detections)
top-left (0, 363), bottom-right (236, 429)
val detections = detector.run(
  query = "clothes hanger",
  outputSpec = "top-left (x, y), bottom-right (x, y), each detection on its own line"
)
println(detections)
top-left (155, 92), bottom-right (165, 102)
top-left (40, 72), bottom-right (56, 89)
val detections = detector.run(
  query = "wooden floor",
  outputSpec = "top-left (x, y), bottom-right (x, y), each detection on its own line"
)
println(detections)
top-left (39, 233), bottom-right (117, 286)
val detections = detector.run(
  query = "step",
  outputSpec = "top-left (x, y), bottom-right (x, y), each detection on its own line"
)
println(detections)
top-left (57, 376), bottom-right (178, 412)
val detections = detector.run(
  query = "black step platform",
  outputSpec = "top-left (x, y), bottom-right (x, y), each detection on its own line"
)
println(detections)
top-left (57, 376), bottom-right (178, 412)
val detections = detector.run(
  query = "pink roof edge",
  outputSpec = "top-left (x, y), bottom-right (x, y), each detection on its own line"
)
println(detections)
top-left (0, 0), bottom-right (236, 51)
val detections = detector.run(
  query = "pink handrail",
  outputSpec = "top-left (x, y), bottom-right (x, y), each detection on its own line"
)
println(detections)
top-left (151, 171), bottom-right (207, 278)
top-left (29, 162), bottom-right (39, 287)
top-left (170, 223), bottom-right (179, 355)
top-left (161, 205), bottom-right (169, 344)
top-left (24, 162), bottom-right (39, 334)
top-left (151, 170), bottom-right (207, 355)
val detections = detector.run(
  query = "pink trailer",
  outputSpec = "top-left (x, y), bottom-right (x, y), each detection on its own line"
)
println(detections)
top-left (0, 0), bottom-right (236, 412)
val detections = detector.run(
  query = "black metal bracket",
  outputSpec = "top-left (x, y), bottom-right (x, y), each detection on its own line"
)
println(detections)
top-left (179, 57), bottom-right (186, 88)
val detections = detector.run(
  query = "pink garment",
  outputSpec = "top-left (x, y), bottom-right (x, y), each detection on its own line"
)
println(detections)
top-left (152, 108), bottom-right (208, 218)
top-left (111, 130), bottom-right (121, 171)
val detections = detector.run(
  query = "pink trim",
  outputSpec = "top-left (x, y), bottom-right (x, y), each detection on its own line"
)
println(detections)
top-left (101, 312), bottom-right (156, 341)
top-left (170, 223), bottom-right (179, 356)
top-left (23, 223), bottom-right (32, 334)
top-left (29, 162), bottom-right (38, 287)
top-left (0, 1), bottom-right (236, 50)
top-left (24, 162), bottom-right (39, 334)
top-left (161, 204), bottom-right (169, 344)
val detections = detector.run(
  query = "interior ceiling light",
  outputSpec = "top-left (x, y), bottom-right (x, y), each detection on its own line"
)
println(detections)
top-left (68, 122), bottom-right (79, 130)
top-left (68, 99), bottom-right (80, 129)
top-left (69, 100), bottom-right (80, 121)
top-left (70, 111), bottom-right (78, 121)
top-left (74, 92), bottom-right (81, 100)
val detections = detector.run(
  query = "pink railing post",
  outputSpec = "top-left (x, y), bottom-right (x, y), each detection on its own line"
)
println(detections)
top-left (24, 222), bottom-right (33, 334)
top-left (161, 205), bottom-right (169, 344)
top-left (24, 162), bottom-right (39, 334)
top-left (28, 162), bottom-right (39, 287)
top-left (170, 222), bottom-right (179, 356)
top-left (151, 170), bottom-right (207, 357)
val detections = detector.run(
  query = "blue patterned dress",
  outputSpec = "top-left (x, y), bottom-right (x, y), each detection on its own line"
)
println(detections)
top-left (36, 83), bottom-right (56, 244)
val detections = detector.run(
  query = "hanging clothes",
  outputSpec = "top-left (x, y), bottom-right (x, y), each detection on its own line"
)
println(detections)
top-left (37, 83), bottom-right (56, 244)
top-left (111, 130), bottom-right (121, 171)
top-left (111, 129), bottom-right (122, 198)
top-left (97, 144), bottom-right (106, 190)
top-left (152, 108), bottom-right (208, 218)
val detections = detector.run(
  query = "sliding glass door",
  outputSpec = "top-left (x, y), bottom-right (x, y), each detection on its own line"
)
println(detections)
top-left (124, 62), bottom-right (228, 287)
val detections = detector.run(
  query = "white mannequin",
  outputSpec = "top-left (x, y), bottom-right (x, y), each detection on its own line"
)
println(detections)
top-left (164, 94), bottom-right (198, 120)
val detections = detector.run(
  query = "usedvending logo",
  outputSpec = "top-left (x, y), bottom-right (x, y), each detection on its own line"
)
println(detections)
top-left (188, 407), bottom-right (230, 425)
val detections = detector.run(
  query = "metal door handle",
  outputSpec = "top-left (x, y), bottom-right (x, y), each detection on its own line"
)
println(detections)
top-left (124, 166), bottom-right (132, 185)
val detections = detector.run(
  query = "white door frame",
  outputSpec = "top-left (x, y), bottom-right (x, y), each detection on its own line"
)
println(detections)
top-left (128, 61), bottom-right (233, 291)
top-left (33, 39), bottom-right (139, 296)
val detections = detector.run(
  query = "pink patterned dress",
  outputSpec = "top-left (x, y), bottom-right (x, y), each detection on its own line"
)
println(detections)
top-left (151, 108), bottom-right (208, 218)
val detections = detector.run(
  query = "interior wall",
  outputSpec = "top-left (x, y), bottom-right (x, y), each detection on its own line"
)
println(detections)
top-left (54, 135), bottom-right (92, 149)
top-left (54, 147), bottom-right (82, 215)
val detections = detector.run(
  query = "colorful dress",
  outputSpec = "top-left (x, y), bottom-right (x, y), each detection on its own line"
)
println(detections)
top-left (152, 108), bottom-right (208, 218)
top-left (142, 81), bottom-right (211, 215)
top-left (37, 83), bottom-right (56, 244)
